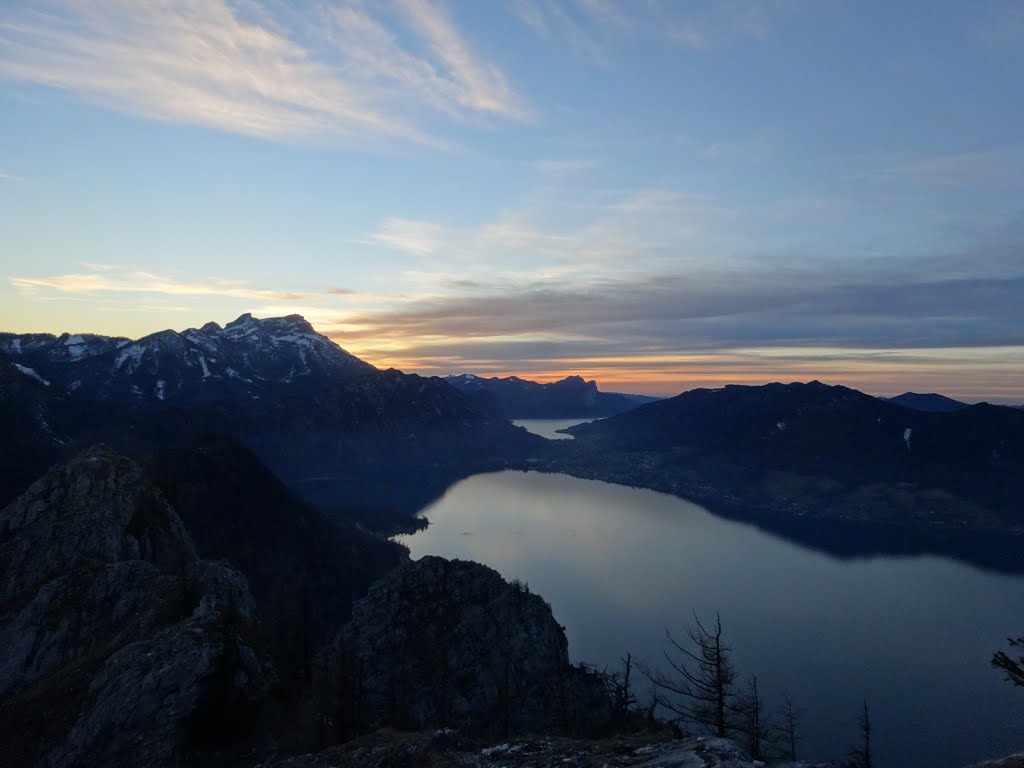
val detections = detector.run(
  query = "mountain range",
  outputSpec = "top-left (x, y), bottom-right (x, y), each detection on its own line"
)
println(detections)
top-left (880, 391), bottom-right (969, 413)
top-left (4, 314), bottom-right (1022, 546)
top-left (555, 381), bottom-right (1024, 541)
top-left (444, 372), bottom-right (658, 419)
top-left (3, 314), bottom-right (1024, 765)
top-left (0, 314), bottom-right (543, 521)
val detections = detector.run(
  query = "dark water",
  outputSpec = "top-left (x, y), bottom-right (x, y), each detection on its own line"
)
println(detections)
top-left (398, 470), bottom-right (1024, 767)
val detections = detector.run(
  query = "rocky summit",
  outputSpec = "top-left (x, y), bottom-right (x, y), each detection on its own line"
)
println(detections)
top-left (312, 556), bottom-right (611, 742)
top-left (0, 446), bottom-right (276, 768)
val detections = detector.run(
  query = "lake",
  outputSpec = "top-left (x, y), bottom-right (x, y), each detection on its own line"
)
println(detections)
top-left (512, 417), bottom-right (597, 439)
top-left (398, 469), bottom-right (1024, 767)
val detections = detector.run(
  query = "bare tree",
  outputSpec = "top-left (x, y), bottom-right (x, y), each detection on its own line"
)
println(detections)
top-left (735, 674), bottom-right (770, 760)
top-left (846, 700), bottom-right (873, 768)
top-left (641, 612), bottom-right (736, 736)
top-left (604, 652), bottom-right (638, 726)
top-left (776, 695), bottom-right (802, 762)
top-left (993, 636), bottom-right (1024, 687)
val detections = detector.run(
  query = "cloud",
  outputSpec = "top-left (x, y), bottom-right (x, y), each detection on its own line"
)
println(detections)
top-left (531, 158), bottom-right (595, 174)
top-left (10, 270), bottom-right (321, 302)
top-left (509, 0), bottom-right (550, 37)
top-left (337, 258), bottom-right (1024, 356)
top-left (395, 0), bottom-right (530, 120)
top-left (0, 0), bottom-right (527, 144)
top-left (703, 135), bottom-right (777, 163)
top-left (0, 171), bottom-right (23, 181)
top-left (507, 0), bottom-right (806, 54)
top-left (325, 251), bottom-right (1024, 400)
top-left (852, 149), bottom-right (1024, 185)
top-left (575, 0), bottom-right (633, 32)
top-left (359, 186), bottom-right (731, 280)
top-left (364, 218), bottom-right (447, 256)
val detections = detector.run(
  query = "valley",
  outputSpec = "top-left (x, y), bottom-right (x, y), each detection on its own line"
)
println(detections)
top-left (1, 314), bottom-right (1022, 767)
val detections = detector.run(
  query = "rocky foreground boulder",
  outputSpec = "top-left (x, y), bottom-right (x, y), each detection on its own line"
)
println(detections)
top-left (311, 556), bottom-right (611, 742)
top-left (0, 446), bottom-right (277, 768)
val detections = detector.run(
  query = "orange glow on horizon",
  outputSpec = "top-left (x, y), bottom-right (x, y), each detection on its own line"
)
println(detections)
top-left (340, 337), bottom-right (1024, 404)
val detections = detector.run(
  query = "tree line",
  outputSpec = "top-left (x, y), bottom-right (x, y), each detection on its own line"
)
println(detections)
top-left (602, 611), bottom-right (875, 766)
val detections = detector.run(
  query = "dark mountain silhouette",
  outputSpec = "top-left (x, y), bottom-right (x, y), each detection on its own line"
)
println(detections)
top-left (882, 391), bottom-right (969, 412)
top-left (444, 372), bottom-right (658, 419)
top-left (558, 380), bottom-right (1024, 533)
top-left (0, 315), bottom-right (547, 524)
top-left (145, 437), bottom-right (408, 671)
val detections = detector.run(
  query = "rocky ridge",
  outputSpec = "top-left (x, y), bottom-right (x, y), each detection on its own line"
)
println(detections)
top-left (445, 372), bottom-right (658, 419)
top-left (0, 446), bottom-right (277, 768)
top-left (312, 556), bottom-right (611, 742)
top-left (0, 313), bottom-right (374, 404)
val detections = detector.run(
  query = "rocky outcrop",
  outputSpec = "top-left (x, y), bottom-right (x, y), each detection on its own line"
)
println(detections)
top-left (965, 755), bottom-right (1024, 768)
top-left (312, 556), bottom-right (610, 742)
top-left (0, 446), bottom-right (276, 768)
top-left (147, 437), bottom-right (407, 671)
top-left (264, 729), bottom-right (831, 768)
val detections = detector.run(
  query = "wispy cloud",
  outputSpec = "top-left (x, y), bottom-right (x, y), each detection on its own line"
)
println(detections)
top-left (531, 158), bottom-right (595, 174)
top-left (395, 0), bottom-right (530, 120)
top-left (852, 149), bottom-right (1024, 185)
top-left (0, 170), bottom-right (23, 181)
top-left (364, 218), bottom-right (447, 256)
top-left (507, 0), bottom-right (806, 53)
top-left (0, 0), bottom-right (527, 144)
top-left (509, 0), bottom-right (550, 38)
top-left (79, 261), bottom-right (115, 272)
top-left (325, 232), bottom-right (1024, 395)
top-left (703, 135), bottom-right (777, 163)
top-left (10, 270), bottom-right (321, 302)
top-left (361, 186), bottom-right (729, 275)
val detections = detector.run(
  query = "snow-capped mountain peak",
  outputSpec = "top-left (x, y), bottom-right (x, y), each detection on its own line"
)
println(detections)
top-left (0, 314), bottom-right (374, 402)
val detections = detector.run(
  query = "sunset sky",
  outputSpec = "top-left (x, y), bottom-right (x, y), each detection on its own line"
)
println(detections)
top-left (1, 1), bottom-right (1022, 401)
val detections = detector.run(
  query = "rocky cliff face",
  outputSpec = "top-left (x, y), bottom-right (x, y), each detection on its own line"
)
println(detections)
top-left (0, 446), bottom-right (277, 768)
top-left (445, 372), bottom-right (658, 419)
top-left (313, 556), bottom-right (610, 742)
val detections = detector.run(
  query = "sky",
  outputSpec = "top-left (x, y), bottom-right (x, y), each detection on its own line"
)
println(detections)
top-left (1, 0), bottom-right (1022, 402)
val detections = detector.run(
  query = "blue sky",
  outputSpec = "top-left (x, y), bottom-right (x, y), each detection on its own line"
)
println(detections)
top-left (1, 0), bottom-right (1022, 400)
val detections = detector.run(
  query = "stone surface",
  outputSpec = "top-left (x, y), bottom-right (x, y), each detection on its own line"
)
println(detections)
top-left (312, 556), bottom-right (610, 741)
top-left (0, 446), bottom-right (276, 768)
top-left (264, 730), bottom-right (810, 768)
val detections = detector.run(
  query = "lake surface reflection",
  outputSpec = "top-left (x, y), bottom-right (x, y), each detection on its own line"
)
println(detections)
top-left (398, 471), bottom-right (1024, 768)
top-left (511, 417), bottom-right (596, 439)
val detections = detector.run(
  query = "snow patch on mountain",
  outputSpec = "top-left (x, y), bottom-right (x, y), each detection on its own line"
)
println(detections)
top-left (14, 364), bottom-right (51, 386)
top-left (115, 344), bottom-right (146, 372)
top-left (64, 335), bottom-right (88, 359)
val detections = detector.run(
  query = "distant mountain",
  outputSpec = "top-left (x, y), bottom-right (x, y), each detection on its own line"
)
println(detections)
top-left (444, 373), bottom-right (659, 419)
top-left (556, 380), bottom-right (1024, 534)
top-left (881, 391), bottom-right (969, 413)
top-left (0, 315), bottom-right (546, 522)
top-left (0, 312), bottom-right (374, 405)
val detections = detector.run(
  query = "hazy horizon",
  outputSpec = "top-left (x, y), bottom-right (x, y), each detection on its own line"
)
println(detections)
top-left (2, 1), bottom-right (1022, 401)
top-left (1, 311), bottom-right (1018, 404)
